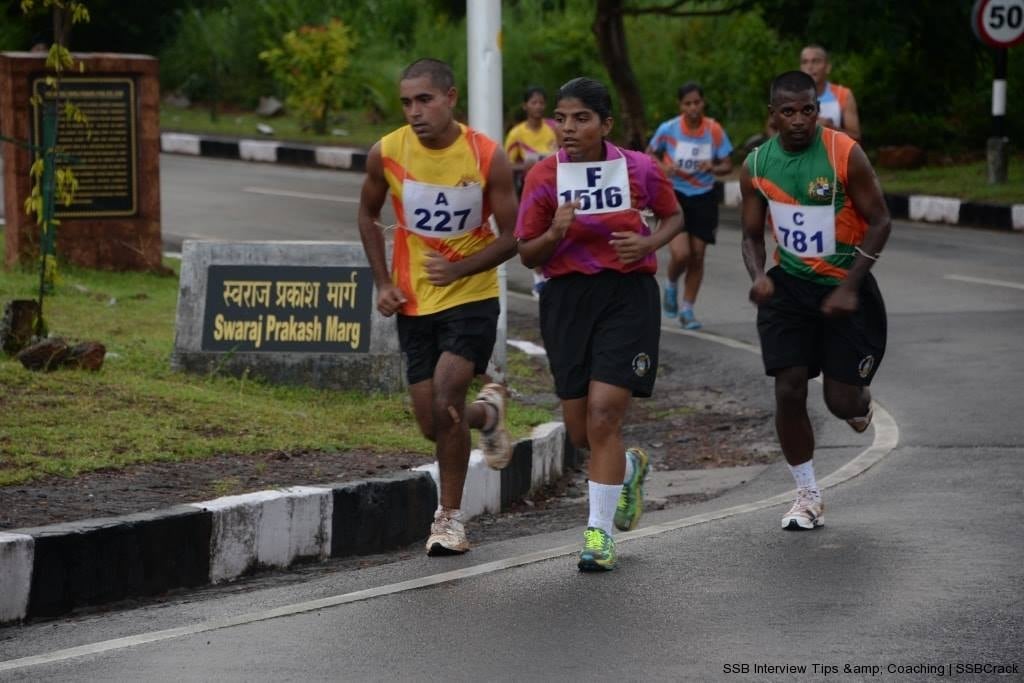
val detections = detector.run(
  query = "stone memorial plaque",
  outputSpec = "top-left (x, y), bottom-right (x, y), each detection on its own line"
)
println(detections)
top-left (31, 76), bottom-right (137, 217)
top-left (1, 52), bottom-right (160, 271)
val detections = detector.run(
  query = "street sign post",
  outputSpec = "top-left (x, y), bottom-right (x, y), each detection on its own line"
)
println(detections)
top-left (972, 0), bottom-right (1024, 183)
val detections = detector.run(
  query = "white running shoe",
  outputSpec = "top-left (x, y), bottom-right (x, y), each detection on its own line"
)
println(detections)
top-left (426, 509), bottom-right (470, 555)
top-left (474, 383), bottom-right (512, 469)
top-left (781, 488), bottom-right (825, 530)
top-left (847, 406), bottom-right (874, 433)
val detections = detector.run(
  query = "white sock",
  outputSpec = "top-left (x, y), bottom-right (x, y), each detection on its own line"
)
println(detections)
top-left (666, 280), bottom-right (677, 291)
top-left (587, 481), bottom-right (621, 536)
top-left (681, 300), bottom-right (694, 312)
top-left (622, 451), bottom-right (635, 484)
top-left (788, 461), bottom-right (820, 497)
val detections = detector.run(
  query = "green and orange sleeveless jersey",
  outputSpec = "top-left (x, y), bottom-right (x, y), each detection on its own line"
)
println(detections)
top-left (746, 127), bottom-right (868, 285)
top-left (380, 123), bottom-right (499, 316)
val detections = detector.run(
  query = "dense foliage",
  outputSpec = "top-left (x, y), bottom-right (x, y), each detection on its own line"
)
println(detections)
top-left (1, 0), bottom-right (1020, 153)
top-left (259, 19), bottom-right (357, 134)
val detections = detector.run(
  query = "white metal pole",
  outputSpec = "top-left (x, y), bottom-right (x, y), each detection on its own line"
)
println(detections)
top-left (467, 0), bottom-right (508, 383)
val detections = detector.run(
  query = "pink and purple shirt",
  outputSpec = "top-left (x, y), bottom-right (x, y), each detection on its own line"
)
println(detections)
top-left (515, 141), bottom-right (679, 278)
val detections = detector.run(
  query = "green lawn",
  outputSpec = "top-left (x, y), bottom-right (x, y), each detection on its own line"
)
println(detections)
top-left (876, 158), bottom-right (1024, 204)
top-left (0, 242), bottom-right (553, 486)
top-left (161, 105), bottom-right (393, 148)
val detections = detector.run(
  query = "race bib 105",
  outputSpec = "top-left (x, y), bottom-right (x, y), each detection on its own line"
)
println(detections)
top-left (673, 142), bottom-right (712, 173)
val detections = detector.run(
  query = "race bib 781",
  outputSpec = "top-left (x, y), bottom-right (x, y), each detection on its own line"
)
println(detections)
top-left (767, 200), bottom-right (836, 257)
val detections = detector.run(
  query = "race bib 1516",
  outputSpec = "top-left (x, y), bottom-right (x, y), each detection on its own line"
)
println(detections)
top-left (555, 156), bottom-right (631, 215)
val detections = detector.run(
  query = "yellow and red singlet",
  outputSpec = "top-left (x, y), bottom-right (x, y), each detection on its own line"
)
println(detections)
top-left (381, 123), bottom-right (499, 316)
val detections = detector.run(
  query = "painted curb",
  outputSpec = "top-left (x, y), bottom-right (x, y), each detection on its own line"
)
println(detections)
top-left (0, 422), bottom-right (573, 624)
top-left (160, 132), bottom-right (367, 172)
top-left (190, 487), bottom-right (333, 584)
top-left (329, 472), bottom-right (437, 558)
top-left (16, 506), bottom-right (213, 619)
top-left (0, 533), bottom-right (33, 623)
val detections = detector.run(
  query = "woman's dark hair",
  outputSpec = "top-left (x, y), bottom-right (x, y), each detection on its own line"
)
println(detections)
top-left (677, 81), bottom-right (704, 100)
top-left (556, 77), bottom-right (612, 120)
top-left (522, 86), bottom-right (546, 103)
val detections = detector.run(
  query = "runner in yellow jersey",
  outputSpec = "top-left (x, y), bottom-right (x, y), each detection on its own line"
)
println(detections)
top-left (505, 86), bottom-right (560, 298)
top-left (740, 70), bottom-right (890, 531)
top-left (505, 86), bottom-right (560, 178)
top-left (357, 58), bottom-right (519, 556)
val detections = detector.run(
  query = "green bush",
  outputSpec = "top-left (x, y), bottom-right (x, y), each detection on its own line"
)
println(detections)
top-left (260, 19), bottom-right (357, 135)
top-left (151, 0), bottom-right (1023, 154)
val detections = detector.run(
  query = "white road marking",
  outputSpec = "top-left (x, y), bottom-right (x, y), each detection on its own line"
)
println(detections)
top-left (944, 274), bottom-right (1024, 291)
top-left (242, 186), bottom-right (360, 203)
top-left (0, 289), bottom-right (901, 673)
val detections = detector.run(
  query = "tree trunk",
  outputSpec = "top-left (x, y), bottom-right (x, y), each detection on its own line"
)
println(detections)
top-left (592, 0), bottom-right (647, 150)
top-left (52, 6), bottom-right (73, 47)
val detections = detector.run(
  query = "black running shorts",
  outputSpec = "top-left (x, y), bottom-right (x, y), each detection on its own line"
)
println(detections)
top-left (675, 190), bottom-right (719, 245)
top-left (396, 298), bottom-right (499, 385)
top-left (540, 270), bottom-right (661, 399)
top-left (756, 267), bottom-right (887, 385)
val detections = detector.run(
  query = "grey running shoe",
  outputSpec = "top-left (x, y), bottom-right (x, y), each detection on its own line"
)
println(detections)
top-left (781, 488), bottom-right (824, 530)
top-left (846, 406), bottom-right (874, 433)
top-left (475, 383), bottom-right (512, 469)
top-left (426, 509), bottom-right (470, 555)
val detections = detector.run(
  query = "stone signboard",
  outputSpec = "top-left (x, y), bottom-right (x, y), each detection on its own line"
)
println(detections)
top-left (172, 241), bottom-right (404, 393)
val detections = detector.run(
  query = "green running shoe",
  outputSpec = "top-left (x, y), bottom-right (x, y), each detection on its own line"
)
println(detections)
top-left (614, 447), bottom-right (650, 531)
top-left (577, 527), bottom-right (617, 571)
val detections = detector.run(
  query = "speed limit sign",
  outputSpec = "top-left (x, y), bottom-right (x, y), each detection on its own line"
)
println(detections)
top-left (973, 0), bottom-right (1024, 48)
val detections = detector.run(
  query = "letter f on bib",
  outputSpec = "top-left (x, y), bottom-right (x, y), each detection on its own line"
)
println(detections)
top-left (586, 166), bottom-right (603, 187)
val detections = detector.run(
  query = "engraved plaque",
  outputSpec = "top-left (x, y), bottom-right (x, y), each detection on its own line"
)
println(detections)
top-left (31, 76), bottom-right (137, 217)
top-left (201, 265), bottom-right (374, 353)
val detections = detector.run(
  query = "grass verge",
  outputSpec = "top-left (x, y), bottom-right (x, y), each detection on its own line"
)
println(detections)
top-left (161, 105), bottom-right (391, 148)
top-left (0, 237), bottom-right (554, 487)
top-left (876, 157), bottom-right (1024, 204)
